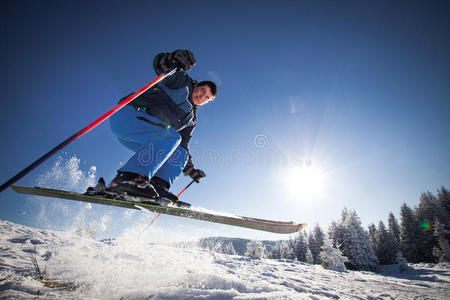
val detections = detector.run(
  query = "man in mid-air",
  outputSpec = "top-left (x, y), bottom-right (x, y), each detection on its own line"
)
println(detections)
top-left (108, 49), bottom-right (217, 203)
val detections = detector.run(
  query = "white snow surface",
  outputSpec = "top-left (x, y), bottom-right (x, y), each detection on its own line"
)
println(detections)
top-left (1, 220), bottom-right (449, 299)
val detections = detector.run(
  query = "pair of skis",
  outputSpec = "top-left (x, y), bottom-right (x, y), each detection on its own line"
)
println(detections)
top-left (11, 185), bottom-right (306, 234)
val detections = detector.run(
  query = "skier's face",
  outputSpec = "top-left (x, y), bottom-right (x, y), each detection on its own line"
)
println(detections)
top-left (192, 84), bottom-right (214, 106)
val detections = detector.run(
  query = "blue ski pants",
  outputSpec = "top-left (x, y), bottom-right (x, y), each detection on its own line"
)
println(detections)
top-left (109, 105), bottom-right (188, 185)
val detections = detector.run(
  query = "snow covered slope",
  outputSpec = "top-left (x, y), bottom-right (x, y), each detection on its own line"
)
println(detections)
top-left (1, 220), bottom-right (449, 299)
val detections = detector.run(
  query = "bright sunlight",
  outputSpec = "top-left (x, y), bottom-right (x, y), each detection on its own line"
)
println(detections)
top-left (281, 166), bottom-right (327, 200)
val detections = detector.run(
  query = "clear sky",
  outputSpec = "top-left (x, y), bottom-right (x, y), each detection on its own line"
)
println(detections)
top-left (1, 0), bottom-right (449, 240)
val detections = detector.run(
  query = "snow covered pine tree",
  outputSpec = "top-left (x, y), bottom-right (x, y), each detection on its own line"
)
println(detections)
top-left (333, 209), bottom-right (378, 271)
top-left (320, 235), bottom-right (348, 271)
top-left (245, 240), bottom-right (267, 259)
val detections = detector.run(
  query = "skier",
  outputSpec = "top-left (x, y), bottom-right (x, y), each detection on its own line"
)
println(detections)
top-left (108, 50), bottom-right (217, 203)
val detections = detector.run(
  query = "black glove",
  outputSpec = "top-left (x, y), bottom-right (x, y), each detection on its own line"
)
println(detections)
top-left (170, 50), bottom-right (196, 71)
top-left (183, 165), bottom-right (206, 183)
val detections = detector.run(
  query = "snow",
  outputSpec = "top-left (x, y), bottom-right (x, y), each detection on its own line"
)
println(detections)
top-left (3, 155), bottom-right (449, 298)
top-left (36, 155), bottom-right (96, 193)
top-left (1, 220), bottom-right (449, 299)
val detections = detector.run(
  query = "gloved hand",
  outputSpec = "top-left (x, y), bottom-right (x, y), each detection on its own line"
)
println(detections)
top-left (183, 165), bottom-right (206, 183)
top-left (170, 50), bottom-right (196, 71)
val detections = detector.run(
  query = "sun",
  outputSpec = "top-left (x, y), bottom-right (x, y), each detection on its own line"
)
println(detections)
top-left (281, 166), bottom-right (326, 200)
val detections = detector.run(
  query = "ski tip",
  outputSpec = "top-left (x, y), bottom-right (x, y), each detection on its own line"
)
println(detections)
top-left (298, 223), bottom-right (307, 230)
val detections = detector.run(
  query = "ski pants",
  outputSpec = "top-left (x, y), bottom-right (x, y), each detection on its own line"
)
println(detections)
top-left (109, 105), bottom-right (188, 185)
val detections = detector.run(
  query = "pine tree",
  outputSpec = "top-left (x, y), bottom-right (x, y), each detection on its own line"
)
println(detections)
top-left (320, 235), bottom-right (348, 271)
top-left (308, 231), bottom-right (316, 262)
top-left (291, 231), bottom-right (310, 262)
top-left (270, 242), bottom-right (281, 259)
top-left (339, 209), bottom-right (378, 271)
top-left (245, 240), bottom-right (267, 259)
top-left (329, 218), bottom-right (345, 249)
top-left (284, 240), bottom-right (296, 260)
top-left (415, 192), bottom-right (440, 262)
top-left (285, 237), bottom-right (298, 260)
top-left (309, 224), bottom-right (325, 264)
top-left (306, 248), bottom-right (314, 264)
top-left (375, 221), bottom-right (398, 265)
top-left (399, 203), bottom-right (420, 262)
top-left (437, 186), bottom-right (450, 241)
top-left (433, 218), bottom-right (450, 262)
top-left (437, 186), bottom-right (450, 222)
top-left (271, 240), bottom-right (291, 259)
top-left (367, 223), bottom-right (377, 248)
top-left (388, 212), bottom-right (401, 246)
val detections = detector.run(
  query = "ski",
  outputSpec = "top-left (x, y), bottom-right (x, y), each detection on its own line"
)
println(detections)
top-left (11, 185), bottom-right (306, 234)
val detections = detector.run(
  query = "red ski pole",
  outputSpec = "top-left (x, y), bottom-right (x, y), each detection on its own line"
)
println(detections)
top-left (0, 68), bottom-right (177, 193)
top-left (176, 179), bottom-right (196, 198)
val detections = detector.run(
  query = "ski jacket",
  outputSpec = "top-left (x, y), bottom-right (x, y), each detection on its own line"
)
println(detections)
top-left (126, 52), bottom-right (197, 161)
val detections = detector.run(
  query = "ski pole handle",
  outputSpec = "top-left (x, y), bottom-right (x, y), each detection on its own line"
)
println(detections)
top-left (0, 68), bottom-right (177, 193)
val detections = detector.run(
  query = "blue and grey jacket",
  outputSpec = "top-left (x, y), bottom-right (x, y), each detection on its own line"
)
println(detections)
top-left (127, 52), bottom-right (198, 166)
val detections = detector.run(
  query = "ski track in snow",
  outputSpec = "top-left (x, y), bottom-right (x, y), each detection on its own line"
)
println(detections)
top-left (1, 220), bottom-right (449, 299)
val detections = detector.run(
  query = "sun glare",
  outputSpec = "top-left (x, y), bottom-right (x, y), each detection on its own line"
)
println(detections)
top-left (282, 166), bottom-right (326, 200)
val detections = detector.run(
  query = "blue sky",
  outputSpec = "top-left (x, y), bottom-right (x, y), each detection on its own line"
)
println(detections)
top-left (1, 0), bottom-right (449, 240)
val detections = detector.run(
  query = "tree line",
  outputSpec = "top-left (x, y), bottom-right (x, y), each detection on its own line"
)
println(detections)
top-left (200, 186), bottom-right (450, 272)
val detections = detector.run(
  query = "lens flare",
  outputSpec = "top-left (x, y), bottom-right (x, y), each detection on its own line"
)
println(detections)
top-left (420, 221), bottom-right (432, 231)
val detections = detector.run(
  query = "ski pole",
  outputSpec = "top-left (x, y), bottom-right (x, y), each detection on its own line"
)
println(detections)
top-left (0, 68), bottom-right (177, 193)
top-left (176, 179), bottom-right (196, 198)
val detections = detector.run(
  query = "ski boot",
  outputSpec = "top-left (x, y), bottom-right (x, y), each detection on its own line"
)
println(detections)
top-left (85, 177), bottom-right (107, 195)
top-left (150, 177), bottom-right (192, 208)
top-left (108, 172), bottom-right (159, 202)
